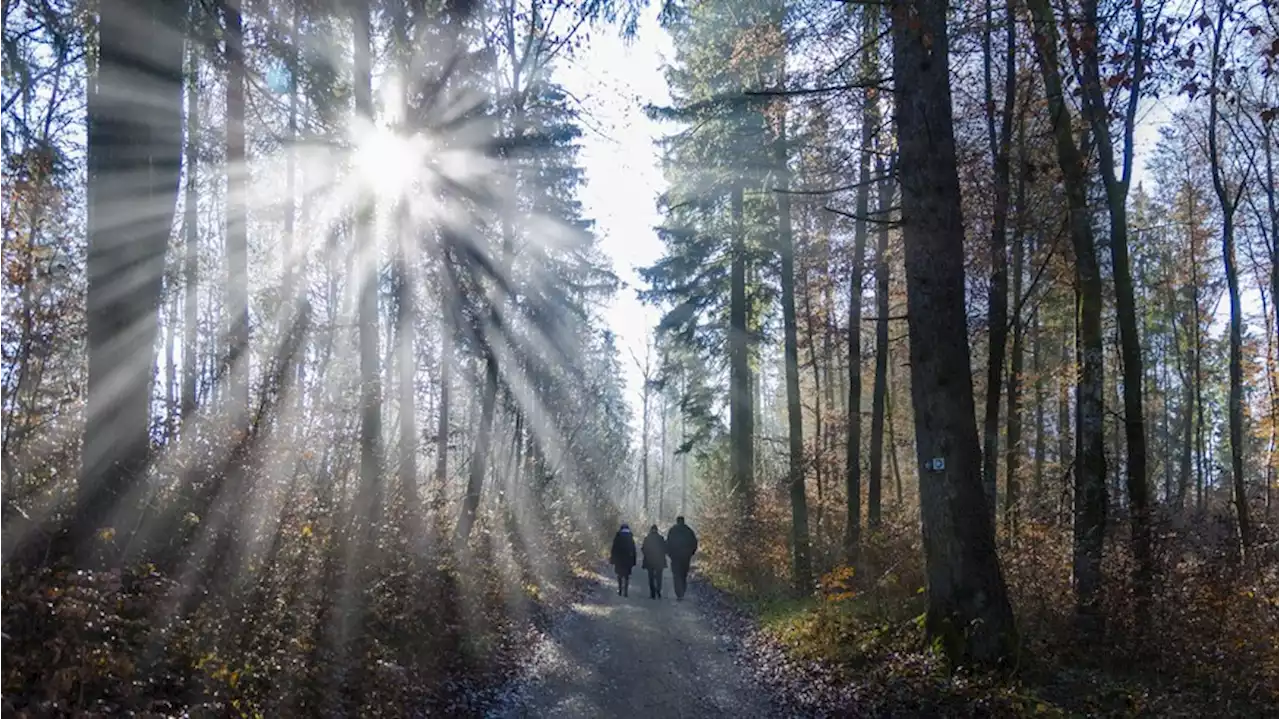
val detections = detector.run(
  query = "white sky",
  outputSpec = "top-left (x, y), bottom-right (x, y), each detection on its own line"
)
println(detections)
top-left (555, 14), bottom-right (676, 419)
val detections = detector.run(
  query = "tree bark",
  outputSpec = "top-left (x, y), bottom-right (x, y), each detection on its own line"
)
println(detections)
top-left (1177, 321), bottom-right (1193, 510)
top-left (1078, 0), bottom-right (1152, 609)
top-left (1206, 0), bottom-right (1250, 554)
top-left (183, 37), bottom-right (199, 419)
top-left (730, 183), bottom-right (754, 520)
top-left (868, 154), bottom-right (892, 530)
top-left (1027, 0), bottom-right (1108, 629)
top-left (396, 254), bottom-right (420, 532)
top-left (845, 0), bottom-right (878, 561)
top-left (1058, 317), bottom-right (1073, 518)
top-left (225, 0), bottom-right (249, 425)
top-left (660, 392), bottom-right (668, 519)
top-left (1005, 229), bottom-right (1024, 539)
top-left (980, 0), bottom-right (1016, 526)
top-left (802, 236), bottom-right (826, 539)
top-left (431, 267), bottom-right (451, 500)
top-left (778, 99), bottom-right (813, 592)
top-left (350, 0), bottom-right (378, 555)
top-left (76, 0), bottom-right (185, 559)
top-left (1032, 308), bottom-right (1045, 514)
top-left (641, 346), bottom-right (652, 517)
top-left (891, 0), bottom-right (1017, 666)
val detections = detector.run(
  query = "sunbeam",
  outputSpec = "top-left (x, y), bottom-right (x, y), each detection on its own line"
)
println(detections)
top-left (2, 0), bottom-right (650, 711)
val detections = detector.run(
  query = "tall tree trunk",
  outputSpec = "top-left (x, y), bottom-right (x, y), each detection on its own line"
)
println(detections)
top-left (225, 0), bottom-right (249, 425)
top-left (1110, 345), bottom-right (1124, 512)
top-left (821, 215), bottom-right (840, 426)
top-left (165, 265), bottom-right (179, 438)
top-left (1259, 277), bottom-right (1277, 514)
top-left (1028, 0), bottom-right (1108, 629)
top-left (76, 0), bottom-right (185, 559)
top-left (1177, 323), bottom-right (1193, 510)
top-left (887, 353), bottom-right (903, 506)
top-left (459, 332), bottom-right (499, 542)
top-left (980, 0), bottom-right (1016, 525)
top-left (1260, 126), bottom-right (1279, 513)
top-left (352, 0), bottom-right (381, 541)
top-left (1078, 0), bottom-right (1153, 610)
top-left (1189, 202), bottom-right (1205, 511)
top-left (396, 255), bottom-right (420, 533)
top-left (730, 183), bottom-right (754, 521)
top-left (845, 0), bottom-right (878, 561)
top-left (660, 393), bottom-right (668, 520)
top-left (436, 294), bottom-right (451, 507)
top-left (778, 100), bottom-right (813, 592)
top-left (1005, 103), bottom-right (1029, 531)
top-left (290, 16), bottom-right (311, 428)
top-left (1222, 212), bottom-right (1248, 549)
top-left (1161, 339), bottom-right (1173, 504)
top-left (681, 371), bottom-right (688, 515)
top-left (802, 241), bottom-right (825, 539)
top-left (1206, 0), bottom-right (1250, 554)
top-left (868, 155), bottom-right (892, 530)
top-left (1058, 317), bottom-right (1073, 516)
top-left (198, 0), bottom-right (251, 588)
top-left (278, 1), bottom-right (302, 427)
top-left (1032, 308), bottom-right (1045, 514)
top-left (641, 351), bottom-right (652, 517)
top-left (892, 0), bottom-right (1017, 666)
top-left (181, 38), bottom-right (200, 423)
top-left (1005, 230), bottom-right (1024, 539)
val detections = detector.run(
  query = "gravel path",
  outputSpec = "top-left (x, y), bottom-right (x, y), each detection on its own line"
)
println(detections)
top-left (487, 566), bottom-right (780, 718)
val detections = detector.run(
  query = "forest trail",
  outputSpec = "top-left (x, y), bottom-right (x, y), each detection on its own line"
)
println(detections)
top-left (489, 567), bottom-right (777, 718)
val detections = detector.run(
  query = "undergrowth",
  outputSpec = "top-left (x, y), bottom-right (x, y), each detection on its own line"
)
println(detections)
top-left (700, 492), bottom-right (1278, 718)
top-left (2, 505), bottom-right (599, 718)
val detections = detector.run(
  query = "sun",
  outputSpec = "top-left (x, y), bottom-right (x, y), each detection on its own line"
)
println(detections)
top-left (350, 119), bottom-right (427, 202)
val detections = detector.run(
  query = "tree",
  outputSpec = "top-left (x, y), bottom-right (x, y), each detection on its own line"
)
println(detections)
top-left (774, 24), bottom-right (813, 591)
top-left (634, 337), bottom-right (656, 516)
top-left (1027, 0), bottom-right (1109, 628)
top-left (1204, 0), bottom-right (1252, 553)
top-left (890, 0), bottom-right (1016, 665)
top-left (1075, 0), bottom-right (1156, 610)
top-left (868, 152), bottom-right (893, 530)
top-left (843, 0), bottom-right (878, 563)
top-left (979, 0), bottom-right (1016, 525)
top-left (75, 0), bottom-right (185, 559)
top-left (224, 0), bottom-right (249, 424)
top-left (181, 25), bottom-right (200, 423)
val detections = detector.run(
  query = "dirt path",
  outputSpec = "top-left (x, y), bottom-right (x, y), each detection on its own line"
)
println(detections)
top-left (488, 566), bottom-right (779, 718)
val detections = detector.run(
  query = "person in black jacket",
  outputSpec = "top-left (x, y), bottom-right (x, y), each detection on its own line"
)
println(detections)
top-left (641, 525), bottom-right (667, 599)
top-left (665, 516), bottom-right (699, 600)
top-left (610, 524), bottom-right (637, 597)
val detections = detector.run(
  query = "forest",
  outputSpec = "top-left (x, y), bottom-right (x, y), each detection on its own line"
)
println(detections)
top-left (1, 0), bottom-right (1276, 716)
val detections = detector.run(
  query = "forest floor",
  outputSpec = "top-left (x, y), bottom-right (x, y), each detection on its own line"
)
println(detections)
top-left (484, 566), bottom-right (781, 718)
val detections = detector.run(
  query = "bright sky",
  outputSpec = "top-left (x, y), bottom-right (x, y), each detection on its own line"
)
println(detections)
top-left (555, 14), bottom-right (675, 419)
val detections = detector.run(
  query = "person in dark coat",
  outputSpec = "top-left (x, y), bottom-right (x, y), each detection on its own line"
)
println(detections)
top-left (641, 525), bottom-right (667, 599)
top-left (665, 516), bottom-right (699, 600)
top-left (610, 524), bottom-right (637, 597)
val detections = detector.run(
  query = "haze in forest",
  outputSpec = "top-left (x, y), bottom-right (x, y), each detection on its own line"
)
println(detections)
top-left (2, 0), bottom-right (1275, 716)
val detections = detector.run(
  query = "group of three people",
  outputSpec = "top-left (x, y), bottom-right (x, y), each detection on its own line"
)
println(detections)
top-left (609, 516), bottom-right (699, 600)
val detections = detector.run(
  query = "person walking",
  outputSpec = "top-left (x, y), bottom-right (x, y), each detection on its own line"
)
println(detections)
top-left (641, 524), bottom-right (667, 600)
top-left (610, 523), bottom-right (637, 597)
top-left (665, 516), bottom-right (699, 600)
